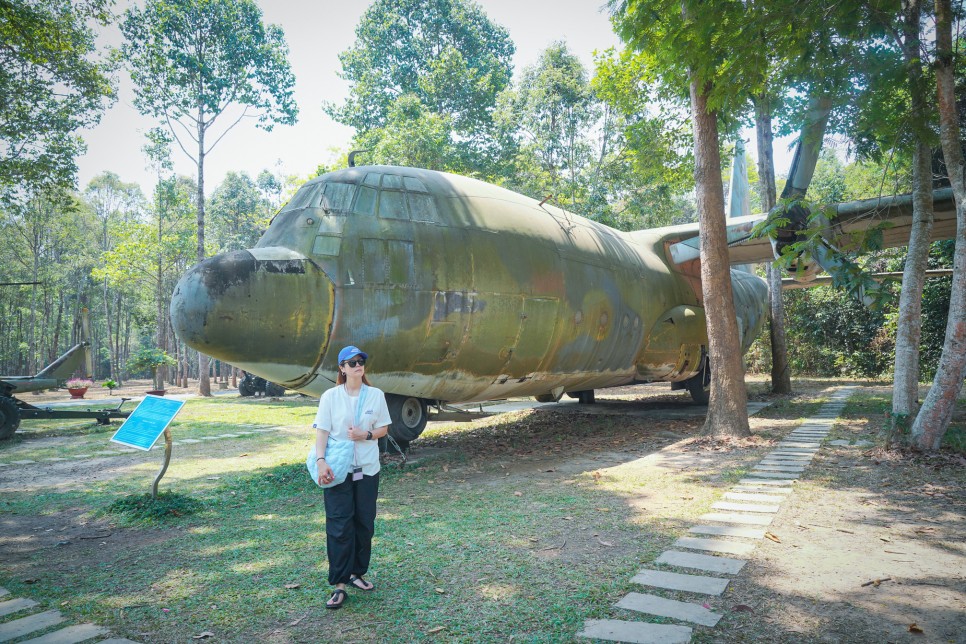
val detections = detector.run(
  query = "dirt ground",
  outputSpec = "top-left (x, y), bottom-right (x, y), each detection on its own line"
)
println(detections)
top-left (1, 381), bottom-right (964, 642)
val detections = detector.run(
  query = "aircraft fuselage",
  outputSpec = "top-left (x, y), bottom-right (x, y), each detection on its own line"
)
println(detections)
top-left (171, 166), bottom-right (767, 404)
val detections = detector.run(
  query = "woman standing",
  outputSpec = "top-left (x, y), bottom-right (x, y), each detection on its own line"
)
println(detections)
top-left (313, 345), bottom-right (391, 609)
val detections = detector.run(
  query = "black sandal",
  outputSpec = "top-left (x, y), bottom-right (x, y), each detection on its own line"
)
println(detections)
top-left (349, 575), bottom-right (374, 591)
top-left (326, 588), bottom-right (347, 609)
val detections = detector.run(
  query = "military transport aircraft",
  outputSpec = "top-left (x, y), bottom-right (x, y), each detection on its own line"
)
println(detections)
top-left (170, 128), bottom-right (958, 449)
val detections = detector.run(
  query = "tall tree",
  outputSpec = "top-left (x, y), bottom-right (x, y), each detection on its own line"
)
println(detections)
top-left (121, 0), bottom-right (298, 395)
top-left (328, 0), bottom-right (514, 174)
top-left (207, 172), bottom-right (271, 253)
top-left (495, 42), bottom-right (598, 209)
top-left (909, 0), bottom-right (966, 450)
top-left (611, 0), bottom-right (760, 436)
top-left (0, 0), bottom-right (116, 206)
top-left (891, 0), bottom-right (936, 442)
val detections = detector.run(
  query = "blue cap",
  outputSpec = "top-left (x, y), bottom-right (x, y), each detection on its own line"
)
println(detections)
top-left (338, 345), bottom-right (368, 364)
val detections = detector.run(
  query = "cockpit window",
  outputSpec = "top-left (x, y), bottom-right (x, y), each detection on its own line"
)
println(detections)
top-left (363, 173), bottom-right (381, 187)
top-left (322, 182), bottom-right (355, 213)
top-left (382, 174), bottom-right (403, 190)
top-left (284, 183), bottom-right (322, 211)
top-left (403, 177), bottom-right (428, 193)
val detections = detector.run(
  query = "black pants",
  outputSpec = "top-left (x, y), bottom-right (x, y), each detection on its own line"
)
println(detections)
top-left (323, 472), bottom-right (379, 586)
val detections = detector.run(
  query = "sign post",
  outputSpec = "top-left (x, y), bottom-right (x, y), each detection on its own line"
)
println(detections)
top-left (110, 395), bottom-right (186, 498)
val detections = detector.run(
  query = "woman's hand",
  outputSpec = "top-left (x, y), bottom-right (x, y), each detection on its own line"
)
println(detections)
top-left (318, 461), bottom-right (335, 485)
top-left (347, 425), bottom-right (367, 441)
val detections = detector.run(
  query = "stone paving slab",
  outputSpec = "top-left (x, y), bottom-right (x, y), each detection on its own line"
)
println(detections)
top-left (731, 485), bottom-right (793, 494)
top-left (689, 524), bottom-right (765, 539)
top-left (11, 460), bottom-right (37, 465)
top-left (0, 597), bottom-right (38, 617)
top-left (724, 492), bottom-right (785, 503)
top-left (631, 569), bottom-right (729, 595)
top-left (617, 592), bottom-right (722, 627)
top-left (673, 536), bottom-right (756, 556)
top-left (577, 619), bottom-right (692, 644)
top-left (20, 623), bottom-right (109, 644)
top-left (738, 478), bottom-right (796, 486)
top-left (762, 454), bottom-right (812, 460)
top-left (759, 459), bottom-right (810, 466)
top-left (778, 441), bottom-right (821, 448)
top-left (99, 639), bottom-right (143, 643)
top-left (700, 512), bottom-right (773, 526)
top-left (743, 471), bottom-right (799, 480)
top-left (711, 501), bottom-right (780, 513)
top-left (656, 549), bottom-right (747, 574)
top-left (0, 589), bottom-right (7, 598)
top-left (71, 454), bottom-right (93, 459)
top-left (179, 438), bottom-right (201, 444)
top-left (753, 464), bottom-right (806, 472)
top-left (0, 610), bottom-right (65, 641)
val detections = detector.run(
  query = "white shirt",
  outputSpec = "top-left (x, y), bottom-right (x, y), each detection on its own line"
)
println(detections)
top-left (313, 384), bottom-right (391, 476)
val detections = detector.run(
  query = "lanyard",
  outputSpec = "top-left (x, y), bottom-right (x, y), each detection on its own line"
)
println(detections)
top-left (349, 384), bottom-right (368, 429)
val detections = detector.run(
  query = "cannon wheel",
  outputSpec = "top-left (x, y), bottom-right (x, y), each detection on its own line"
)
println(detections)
top-left (0, 396), bottom-right (21, 440)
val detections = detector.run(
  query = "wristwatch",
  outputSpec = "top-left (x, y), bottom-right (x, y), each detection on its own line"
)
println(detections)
top-left (366, 430), bottom-right (373, 440)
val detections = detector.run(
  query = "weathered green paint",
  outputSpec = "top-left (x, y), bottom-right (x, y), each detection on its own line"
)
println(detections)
top-left (171, 166), bottom-right (768, 404)
top-left (1, 342), bottom-right (89, 396)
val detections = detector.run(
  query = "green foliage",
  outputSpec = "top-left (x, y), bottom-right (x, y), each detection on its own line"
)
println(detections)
top-left (0, 0), bottom-right (118, 206)
top-left (121, 0), bottom-right (298, 136)
top-left (207, 172), bottom-right (272, 252)
top-left (105, 492), bottom-right (205, 523)
top-left (328, 0), bottom-right (514, 173)
top-left (128, 348), bottom-right (177, 373)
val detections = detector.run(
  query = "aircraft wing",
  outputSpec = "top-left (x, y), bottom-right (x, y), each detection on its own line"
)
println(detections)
top-left (664, 187), bottom-right (958, 267)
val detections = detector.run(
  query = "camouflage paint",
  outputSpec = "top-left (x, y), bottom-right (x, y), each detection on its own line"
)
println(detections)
top-left (171, 166), bottom-right (769, 404)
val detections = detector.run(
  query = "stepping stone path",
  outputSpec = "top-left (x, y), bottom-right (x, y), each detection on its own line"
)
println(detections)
top-left (0, 588), bottom-right (140, 643)
top-left (578, 387), bottom-right (854, 643)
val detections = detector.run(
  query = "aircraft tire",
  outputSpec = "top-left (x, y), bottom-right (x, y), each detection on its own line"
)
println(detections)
top-left (265, 382), bottom-right (286, 397)
top-left (238, 378), bottom-right (257, 397)
top-left (686, 358), bottom-right (711, 405)
top-left (576, 390), bottom-right (596, 404)
top-left (534, 393), bottom-right (562, 403)
top-left (0, 396), bottom-right (20, 440)
top-left (386, 394), bottom-right (428, 443)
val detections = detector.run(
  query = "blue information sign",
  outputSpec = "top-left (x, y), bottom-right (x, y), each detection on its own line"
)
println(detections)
top-left (111, 395), bottom-right (185, 451)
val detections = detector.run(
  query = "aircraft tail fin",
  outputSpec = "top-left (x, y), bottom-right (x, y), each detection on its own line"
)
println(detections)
top-left (35, 343), bottom-right (89, 381)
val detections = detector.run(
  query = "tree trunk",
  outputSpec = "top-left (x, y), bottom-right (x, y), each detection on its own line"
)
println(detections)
top-left (891, 0), bottom-right (934, 444)
top-left (754, 97), bottom-right (791, 394)
top-left (197, 114), bottom-right (211, 396)
top-left (691, 80), bottom-right (750, 437)
top-left (910, 0), bottom-right (966, 450)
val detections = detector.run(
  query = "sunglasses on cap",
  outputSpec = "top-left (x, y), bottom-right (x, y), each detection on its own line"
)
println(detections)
top-left (342, 359), bottom-right (366, 368)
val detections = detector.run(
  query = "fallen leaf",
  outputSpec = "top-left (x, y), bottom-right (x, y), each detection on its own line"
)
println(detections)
top-left (592, 471), bottom-right (602, 482)
top-left (908, 623), bottom-right (924, 634)
top-left (434, 587), bottom-right (445, 594)
top-left (238, 453), bottom-right (248, 457)
top-left (861, 577), bottom-right (891, 587)
top-left (426, 626), bottom-right (447, 635)
top-left (597, 538), bottom-right (614, 547)
top-left (562, 516), bottom-right (573, 521)
top-left (514, 491), bottom-right (523, 497)
top-left (764, 532), bottom-right (781, 543)
top-left (284, 583), bottom-right (300, 589)
top-left (22, 578), bottom-right (38, 584)
top-left (702, 603), bottom-right (711, 609)
top-left (732, 604), bottom-right (754, 613)
top-left (287, 613), bottom-right (308, 626)
top-left (528, 537), bottom-right (539, 542)
top-left (595, 507), bottom-right (611, 512)
top-left (193, 632), bottom-right (215, 640)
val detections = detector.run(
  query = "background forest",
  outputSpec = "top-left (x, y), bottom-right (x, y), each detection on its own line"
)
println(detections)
top-left (0, 0), bottom-right (959, 388)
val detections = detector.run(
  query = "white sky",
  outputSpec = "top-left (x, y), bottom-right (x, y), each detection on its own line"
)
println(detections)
top-left (76, 0), bottom-right (794, 197)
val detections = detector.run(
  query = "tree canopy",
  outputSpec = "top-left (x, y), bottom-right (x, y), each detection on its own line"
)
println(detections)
top-left (0, 0), bottom-right (117, 206)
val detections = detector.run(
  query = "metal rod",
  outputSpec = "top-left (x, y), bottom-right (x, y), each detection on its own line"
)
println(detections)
top-left (152, 427), bottom-right (173, 499)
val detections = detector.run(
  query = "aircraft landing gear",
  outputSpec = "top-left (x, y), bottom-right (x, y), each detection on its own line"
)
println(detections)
top-left (685, 357), bottom-right (711, 405)
top-left (384, 394), bottom-right (428, 454)
top-left (567, 390), bottom-right (596, 404)
top-left (0, 396), bottom-right (20, 440)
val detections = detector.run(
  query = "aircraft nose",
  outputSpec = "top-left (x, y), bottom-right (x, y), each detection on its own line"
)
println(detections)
top-left (170, 248), bottom-right (334, 386)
